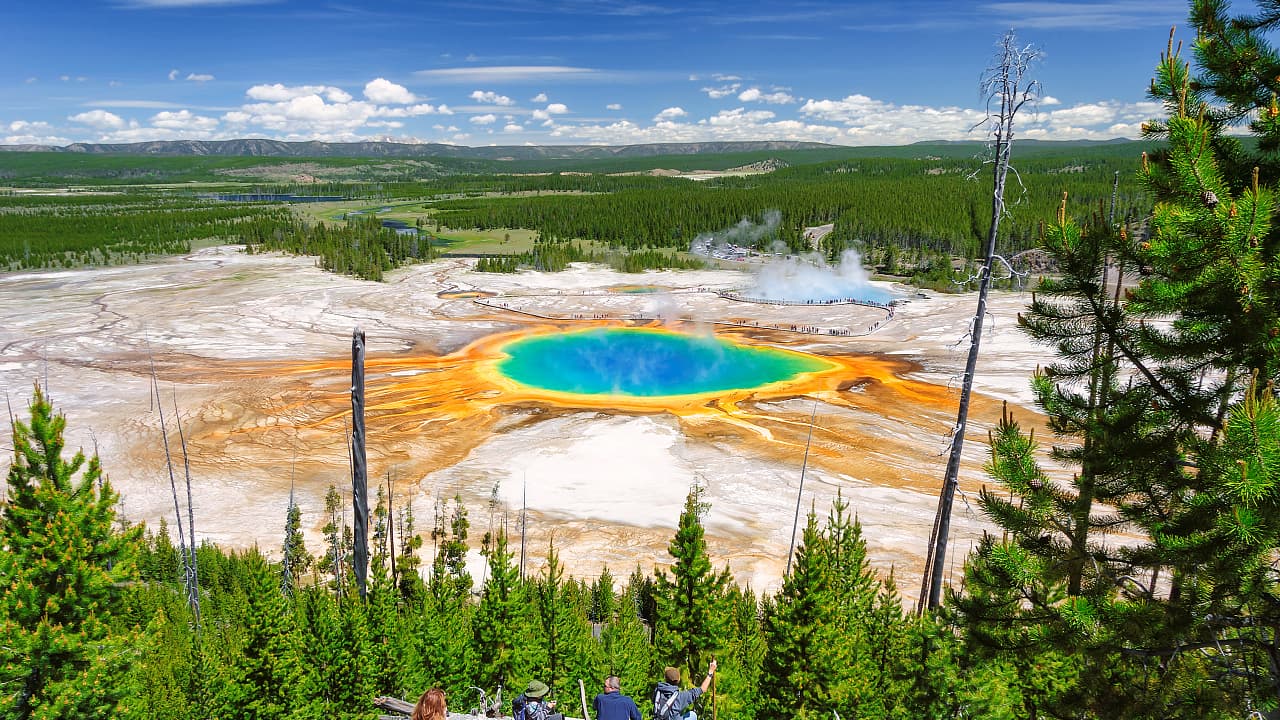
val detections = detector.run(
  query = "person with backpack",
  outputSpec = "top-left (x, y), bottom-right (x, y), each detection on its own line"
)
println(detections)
top-left (512, 680), bottom-right (557, 720)
top-left (653, 659), bottom-right (717, 720)
top-left (594, 676), bottom-right (641, 720)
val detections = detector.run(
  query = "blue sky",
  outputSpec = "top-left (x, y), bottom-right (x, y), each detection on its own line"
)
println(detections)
top-left (2, 0), bottom-right (1200, 147)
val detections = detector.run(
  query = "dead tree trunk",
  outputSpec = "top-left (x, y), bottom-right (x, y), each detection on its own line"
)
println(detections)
top-left (352, 327), bottom-right (370, 600)
top-left (919, 29), bottom-right (1041, 613)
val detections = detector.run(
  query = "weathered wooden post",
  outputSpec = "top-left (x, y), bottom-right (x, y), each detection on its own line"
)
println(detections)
top-left (352, 327), bottom-right (370, 600)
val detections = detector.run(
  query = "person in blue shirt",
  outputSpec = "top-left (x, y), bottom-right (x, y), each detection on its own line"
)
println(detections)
top-left (593, 676), bottom-right (641, 720)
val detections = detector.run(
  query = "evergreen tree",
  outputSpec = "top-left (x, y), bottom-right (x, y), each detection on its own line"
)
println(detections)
top-left (473, 528), bottom-right (530, 694)
top-left (599, 588), bottom-right (655, 710)
top-left (395, 503), bottom-right (425, 602)
top-left (590, 566), bottom-right (616, 624)
top-left (712, 583), bottom-right (763, 720)
top-left (404, 586), bottom-right (476, 702)
top-left (364, 490), bottom-right (404, 698)
top-left (430, 494), bottom-right (472, 600)
top-left (281, 493), bottom-right (312, 597)
top-left (533, 538), bottom-right (596, 695)
top-left (956, 27), bottom-right (1280, 716)
top-left (295, 586), bottom-right (372, 720)
top-left (654, 488), bottom-right (729, 688)
top-left (821, 495), bottom-right (909, 720)
top-left (210, 548), bottom-right (303, 720)
top-left (318, 484), bottom-right (350, 596)
top-left (759, 512), bottom-right (834, 720)
top-left (147, 517), bottom-right (182, 584)
top-left (0, 386), bottom-right (142, 720)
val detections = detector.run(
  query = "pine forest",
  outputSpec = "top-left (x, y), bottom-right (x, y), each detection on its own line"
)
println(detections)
top-left (3, 2), bottom-right (1280, 719)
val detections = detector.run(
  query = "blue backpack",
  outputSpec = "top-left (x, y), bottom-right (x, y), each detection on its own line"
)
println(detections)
top-left (652, 687), bottom-right (680, 720)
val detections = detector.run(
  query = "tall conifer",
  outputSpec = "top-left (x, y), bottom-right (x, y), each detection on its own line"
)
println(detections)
top-left (0, 387), bottom-right (142, 720)
top-left (654, 488), bottom-right (728, 683)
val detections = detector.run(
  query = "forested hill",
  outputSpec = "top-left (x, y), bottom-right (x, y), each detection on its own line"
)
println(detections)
top-left (0, 137), bottom-right (1143, 161)
top-left (0, 138), bottom-right (839, 159)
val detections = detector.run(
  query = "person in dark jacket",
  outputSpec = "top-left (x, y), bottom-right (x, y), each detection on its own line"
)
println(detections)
top-left (593, 676), bottom-right (641, 720)
top-left (652, 660), bottom-right (716, 720)
top-left (513, 680), bottom-right (557, 720)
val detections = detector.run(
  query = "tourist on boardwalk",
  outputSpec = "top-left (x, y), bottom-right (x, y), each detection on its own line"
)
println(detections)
top-left (412, 688), bottom-right (447, 720)
top-left (513, 680), bottom-right (557, 720)
top-left (652, 659), bottom-right (716, 720)
top-left (594, 675), bottom-right (641, 720)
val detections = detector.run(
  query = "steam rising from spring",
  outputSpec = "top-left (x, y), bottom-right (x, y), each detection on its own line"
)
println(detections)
top-left (690, 211), bottom-right (896, 304)
top-left (689, 210), bottom-right (783, 259)
top-left (749, 249), bottom-right (896, 304)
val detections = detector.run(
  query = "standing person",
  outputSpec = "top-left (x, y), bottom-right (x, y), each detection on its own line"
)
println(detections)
top-left (513, 680), bottom-right (557, 720)
top-left (652, 660), bottom-right (716, 720)
top-left (412, 688), bottom-right (447, 720)
top-left (594, 676), bottom-right (641, 720)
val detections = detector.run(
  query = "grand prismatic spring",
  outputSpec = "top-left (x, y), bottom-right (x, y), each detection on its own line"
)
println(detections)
top-left (494, 327), bottom-right (835, 398)
top-left (0, 252), bottom-right (1029, 593)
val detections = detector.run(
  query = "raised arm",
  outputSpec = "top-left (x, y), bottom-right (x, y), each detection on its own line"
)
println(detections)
top-left (698, 659), bottom-right (718, 693)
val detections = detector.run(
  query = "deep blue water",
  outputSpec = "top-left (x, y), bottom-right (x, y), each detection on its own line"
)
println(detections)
top-left (496, 328), bottom-right (830, 397)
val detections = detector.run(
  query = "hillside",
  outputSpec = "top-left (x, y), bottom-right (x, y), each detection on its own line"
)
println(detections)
top-left (0, 138), bottom-right (839, 160)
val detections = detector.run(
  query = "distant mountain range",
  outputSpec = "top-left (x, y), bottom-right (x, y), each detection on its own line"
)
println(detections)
top-left (0, 137), bottom-right (1138, 160)
top-left (0, 139), bottom-right (842, 160)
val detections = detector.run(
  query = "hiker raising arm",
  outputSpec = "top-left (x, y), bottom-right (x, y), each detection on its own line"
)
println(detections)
top-left (697, 660), bottom-right (716, 694)
top-left (653, 660), bottom-right (717, 720)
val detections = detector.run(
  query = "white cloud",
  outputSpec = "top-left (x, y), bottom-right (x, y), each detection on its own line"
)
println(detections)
top-left (364, 78), bottom-right (416, 104)
top-left (1038, 100), bottom-right (1161, 130)
top-left (246, 83), bottom-right (350, 103)
top-left (224, 92), bottom-right (382, 139)
top-left (376, 103), bottom-right (441, 117)
top-left (607, 103), bottom-right (622, 110)
top-left (981, 1), bottom-right (1183, 30)
top-left (4, 120), bottom-right (72, 145)
top-left (8, 120), bottom-right (53, 133)
top-left (168, 69), bottom-right (180, 81)
top-left (653, 107), bottom-right (687, 121)
top-left (186, 73), bottom-right (215, 83)
top-left (415, 66), bottom-right (598, 83)
top-left (798, 94), bottom-right (989, 142)
top-left (1040, 95), bottom-right (1062, 106)
top-left (469, 90), bottom-right (515, 106)
top-left (738, 87), bottom-right (796, 104)
top-left (503, 123), bottom-right (523, 133)
top-left (108, 80), bottom-right (123, 87)
top-left (150, 109), bottom-right (219, 131)
top-left (713, 73), bottom-right (742, 81)
top-left (123, 0), bottom-right (279, 6)
top-left (68, 109), bottom-right (127, 130)
top-left (85, 99), bottom-right (190, 109)
top-left (706, 107), bottom-right (776, 126)
top-left (703, 84), bottom-right (741, 99)
top-left (531, 92), bottom-right (548, 102)
top-left (470, 113), bottom-right (497, 125)
top-left (545, 103), bottom-right (569, 115)
top-left (24, 77), bottom-right (37, 84)
top-left (4, 120), bottom-right (69, 145)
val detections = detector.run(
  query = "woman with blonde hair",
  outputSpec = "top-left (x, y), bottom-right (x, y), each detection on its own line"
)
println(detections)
top-left (413, 688), bottom-right (447, 720)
